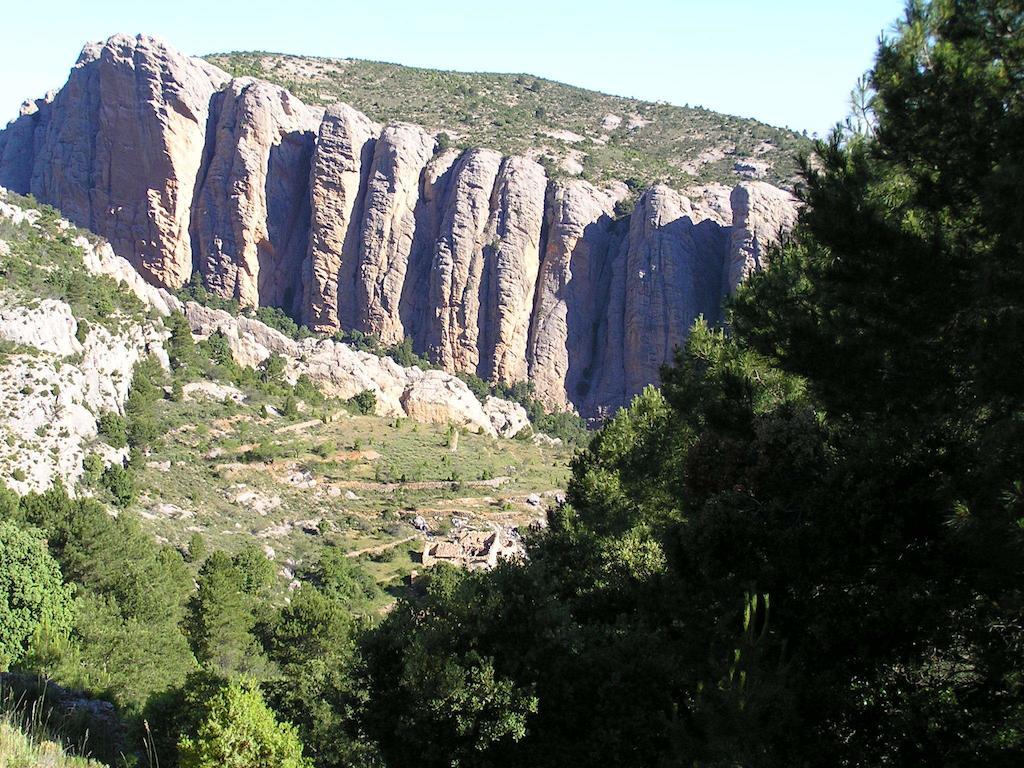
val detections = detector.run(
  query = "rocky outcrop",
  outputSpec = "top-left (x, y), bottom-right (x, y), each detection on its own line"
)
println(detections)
top-left (0, 34), bottom-right (802, 420)
top-left (0, 300), bottom-right (83, 357)
top-left (181, 302), bottom-right (518, 437)
top-left (0, 193), bottom-right (174, 495)
top-left (353, 123), bottom-right (436, 342)
top-left (481, 156), bottom-right (547, 383)
top-left (303, 104), bottom-right (380, 332)
top-left (621, 185), bottom-right (729, 398)
top-left (526, 180), bottom-right (620, 410)
top-left (0, 94), bottom-right (53, 193)
top-left (429, 148), bottom-right (505, 374)
top-left (482, 396), bottom-right (530, 438)
top-left (191, 78), bottom-right (324, 310)
top-left (725, 181), bottom-right (800, 294)
top-left (4, 34), bottom-right (229, 289)
top-left (0, 278), bottom-right (166, 495)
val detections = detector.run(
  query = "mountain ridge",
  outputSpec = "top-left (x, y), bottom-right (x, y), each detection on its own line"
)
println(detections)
top-left (205, 49), bottom-right (811, 189)
top-left (0, 33), bottom-right (801, 417)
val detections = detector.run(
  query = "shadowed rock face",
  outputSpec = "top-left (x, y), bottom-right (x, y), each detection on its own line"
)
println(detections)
top-left (0, 34), bottom-right (800, 418)
top-left (527, 180), bottom-right (621, 411)
top-left (621, 185), bottom-right (729, 399)
top-left (725, 181), bottom-right (801, 294)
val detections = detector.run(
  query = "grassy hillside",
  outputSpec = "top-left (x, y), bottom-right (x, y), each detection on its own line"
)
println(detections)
top-left (206, 52), bottom-right (811, 190)
top-left (129, 376), bottom-right (571, 597)
top-left (0, 191), bottom-right (573, 606)
top-left (0, 720), bottom-right (101, 768)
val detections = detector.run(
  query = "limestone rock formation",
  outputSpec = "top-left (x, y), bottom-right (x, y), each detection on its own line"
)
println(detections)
top-left (191, 78), bottom-right (324, 310)
top-left (303, 104), bottom-right (380, 332)
top-left (481, 156), bottom-right (547, 384)
top-left (4, 34), bottom-right (229, 289)
top-left (181, 303), bottom-right (514, 437)
top-left (725, 181), bottom-right (801, 294)
top-left (527, 180), bottom-right (620, 411)
top-left (353, 123), bottom-right (436, 342)
top-left (621, 185), bottom-right (729, 398)
top-left (0, 300), bottom-right (84, 357)
top-left (0, 94), bottom-right (53, 193)
top-left (0, 34), bottom-right (803, 421)
top-left (482, 396), bottom-right (531, 438)
top-left (429, 148), bottom-right (504, 373)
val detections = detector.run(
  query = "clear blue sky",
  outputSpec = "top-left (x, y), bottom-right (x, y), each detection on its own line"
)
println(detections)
top-left (0, 0), bottom-right (907, 136)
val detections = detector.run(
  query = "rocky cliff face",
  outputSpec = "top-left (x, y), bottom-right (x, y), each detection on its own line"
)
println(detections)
top-left (1, 34), bottom-right (800, 417)
top-left (0, 34), bottom-right (229, 289)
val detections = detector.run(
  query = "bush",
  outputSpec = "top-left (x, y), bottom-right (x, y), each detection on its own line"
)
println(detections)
top-left (100, 464), bottom-right (134, 508)
top-left (383, 338), bottom-right (433, 369)
top-left (176, 272), bottom-right (240, 316)
top-left (0, 520), bottom-right (75, 669)
top-left (332, 329), bottom-right (381, 354)
top-left (97, 412), bottom-right (127, 449)
top-left (80, 454), bottom-right (104, 486)
top-left (281, 394), bottom-right (299, 420)
top-left (252, 306), bottom-right (302, 340)
top-left (309, 548), bottom-right (381, 605)
top-left (178, 678), bottom-right (309, 768)
top-left (259, 354), bottom-right (287, 386)
top-left (347, 389), bottom-right (377, 416)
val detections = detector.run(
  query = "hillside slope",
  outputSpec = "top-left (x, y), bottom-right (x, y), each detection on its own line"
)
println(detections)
top-left (206, 51), bottom-right (811, 189)
top-left (0, 189), bottom-right (570, 593)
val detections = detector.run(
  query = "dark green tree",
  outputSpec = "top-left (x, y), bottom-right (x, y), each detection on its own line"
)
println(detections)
top-left (0, 521), bottom-right (75, 669)
top-left (186, 551), bottom-right (271, 678)
top-left (360, 3), bottom-right (1024, 765)
top-left (262, 587), bottom-right (381, 768)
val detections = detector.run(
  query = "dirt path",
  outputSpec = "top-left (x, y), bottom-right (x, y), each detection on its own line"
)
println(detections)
top-left (274, 419), bottom-right (323, 435)
top-left (345, 535), bottom-right (418, 558)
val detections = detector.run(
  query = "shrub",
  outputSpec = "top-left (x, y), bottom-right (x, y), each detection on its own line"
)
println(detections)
top-left (259, 354), bottom-right (287, 386)
top-left (178, 678), bottom-right (309, 768)
top-left (347, 389), bottom-right (377, 416)
top-left (97, 412), bottom-right (127, 449)
top-left (281, 394), bottom-right (299, 420)
top-left (0, 520), bottom-right (75, 669)
top-left (80, 454), bottom-right (104, 486)
top-left (100, 464), bottom-right (134, 508)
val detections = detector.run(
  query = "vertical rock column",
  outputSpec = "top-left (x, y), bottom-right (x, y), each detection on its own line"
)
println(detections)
top-left (481, 156), bottom-right (547, 383)
top-left (20, 34), bottom-right (229, 289)
top-left (428, 149), bottom-right (504, 374)
top-left (724, 180), bottom-right (800, 294)
top-left (353, 123), bottom-right (436, 343)
top-left (302, 104), bottom-right (380, 333)
top-left (526, 179), bottom-right (618, 411)
top-left (0, 93), bottom-right (53, 194)
top-left (191, 78), bottom-right (323, 309)
top-left (620, 185), bottom-right (729, 401)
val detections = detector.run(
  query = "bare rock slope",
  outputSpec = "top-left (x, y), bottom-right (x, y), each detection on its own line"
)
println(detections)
top-left (1, 34), bottom-right (800, 417)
